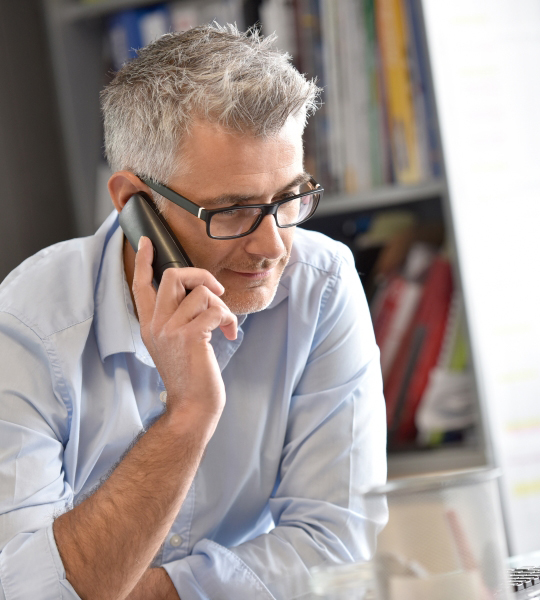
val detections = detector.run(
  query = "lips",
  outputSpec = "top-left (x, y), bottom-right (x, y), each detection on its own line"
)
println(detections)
top-left (232, 269), bottom-right (274, 279)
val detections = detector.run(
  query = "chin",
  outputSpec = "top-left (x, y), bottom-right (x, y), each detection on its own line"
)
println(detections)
top-left (223, 286), bottom-right (277, 316)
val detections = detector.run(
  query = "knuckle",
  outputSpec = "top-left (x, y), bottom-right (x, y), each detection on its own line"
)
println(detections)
top-left (149, 321), bottom-right (160, 339)
top-left (140, 325), bottom-right (154, 348)
top-left (132, 286), bottom-right (142, 305)
top-left (208, 304), bottom-right (226, 320)
top-left (161, 268), bottom-right (178, 284)
top-left (191, 284), bottom-right (212, 301)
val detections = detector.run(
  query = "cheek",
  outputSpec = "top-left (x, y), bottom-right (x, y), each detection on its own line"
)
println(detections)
top-left (163, 208), bottom-right (225, 268)
top-left (181, 233), bottom-right (236, 273)
top-left (279, 228), bottom-right (295, 257)
top-left (183, 238), bottom-right (231, 271)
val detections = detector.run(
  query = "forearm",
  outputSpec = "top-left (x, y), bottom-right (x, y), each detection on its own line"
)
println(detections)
top-left (126, 568), bottom-right (180, 600)
top-left (53, 409), bottom-right (210, 600)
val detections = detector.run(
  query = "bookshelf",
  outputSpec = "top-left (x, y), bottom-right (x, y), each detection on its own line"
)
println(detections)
top-left (40, 0), bottom-right (489, 480)
top-left (63, 0), bottom-right (166, 21)
top-left (316, 180), bottom-right (445, 216)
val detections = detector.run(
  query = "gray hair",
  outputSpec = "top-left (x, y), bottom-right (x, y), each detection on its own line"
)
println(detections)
top-left (101, 23), bottom-right (320, 191)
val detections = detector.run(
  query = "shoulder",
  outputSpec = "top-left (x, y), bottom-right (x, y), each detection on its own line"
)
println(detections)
top-left (269, 227), bottom-right (360, 319)
top-left (0, 213), bottom-right (117, 339)
top-left (284, 227), bottom-right (356, 283)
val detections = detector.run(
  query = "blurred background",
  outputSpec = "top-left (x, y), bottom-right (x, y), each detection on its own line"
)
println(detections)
top-left (0, 1), bottom-right (76, 279)
top-left (1, 0), bottom-right (540, 557)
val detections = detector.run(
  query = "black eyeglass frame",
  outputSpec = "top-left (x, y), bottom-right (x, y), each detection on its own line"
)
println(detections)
top-left (139, 175), bottom-right (324, 240)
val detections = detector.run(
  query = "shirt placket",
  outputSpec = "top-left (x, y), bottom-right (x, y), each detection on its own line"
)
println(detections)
top-left (156, 318), bottom-right (247, 563)
top-left (161, 475), bottom-right (197, 563)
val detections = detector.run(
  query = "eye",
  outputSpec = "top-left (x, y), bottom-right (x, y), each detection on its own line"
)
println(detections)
top-left (220, 209), bottom-right (240, 217)
top-left (275, 192), bottom-right (297, 203)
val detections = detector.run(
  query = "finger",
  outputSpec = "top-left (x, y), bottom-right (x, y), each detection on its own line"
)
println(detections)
top-left (219, 318), bottom-right (238, 341)
top-left (185, 304), bottom-right (238, 341)
top-left (161, 266), bottom-right (225, 296)
top-left (153, 267), bottom-right (225, 326)
top-left (162, 284), bottom-right (238, 340)
top-left (132, 236), bottom-right (157, 329)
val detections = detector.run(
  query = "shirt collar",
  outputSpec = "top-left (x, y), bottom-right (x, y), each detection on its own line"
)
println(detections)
top-left (267, 280), bottom-right (289, 311)
top-left (94, 212), bottom-right (152, 363)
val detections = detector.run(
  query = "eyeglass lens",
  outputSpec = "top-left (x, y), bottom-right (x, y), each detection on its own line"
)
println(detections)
top-left (209, 187), bottom-right (320, 239)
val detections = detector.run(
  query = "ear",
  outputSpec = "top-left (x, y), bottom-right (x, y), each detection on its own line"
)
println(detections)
top-left (108, 171), bottom-right (152, 213)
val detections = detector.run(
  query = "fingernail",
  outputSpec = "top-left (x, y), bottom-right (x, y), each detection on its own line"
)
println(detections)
top-left (138, 237), bottom-right (143, 251)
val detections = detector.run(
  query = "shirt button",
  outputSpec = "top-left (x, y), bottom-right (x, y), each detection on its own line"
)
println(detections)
top-left (160, 391), bottom-right (167, 404)
top-left (169, 534), bottom-right (182, 547)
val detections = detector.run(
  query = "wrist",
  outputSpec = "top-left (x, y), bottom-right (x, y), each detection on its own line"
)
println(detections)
top-left (159, 400), bottom-right (221, 443)
top-left (127, 568), bottom-right (179, 600)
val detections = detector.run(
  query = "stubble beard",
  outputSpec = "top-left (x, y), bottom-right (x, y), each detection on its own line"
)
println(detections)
top-left (214, 253), bottom-right (291, 315)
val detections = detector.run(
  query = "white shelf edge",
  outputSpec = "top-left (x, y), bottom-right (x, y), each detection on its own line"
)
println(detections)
top-left (387, 444), bottom-right (488, 479)
top-left (316, 179), bottom-right (446, 217)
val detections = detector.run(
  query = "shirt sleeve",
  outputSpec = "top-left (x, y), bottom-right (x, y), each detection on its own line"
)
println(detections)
top-left (0, 311), bottom-right (79, 600)
top-left (163, 245), bottom-right (388, 600)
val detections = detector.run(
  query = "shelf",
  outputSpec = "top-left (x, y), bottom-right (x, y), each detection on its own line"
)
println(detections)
top-left (387, 444), bottom-right (487, 479)
top-left (317, 179), bottom-right (446, 217)
top-left (62, 0), bottom-right (166, 22)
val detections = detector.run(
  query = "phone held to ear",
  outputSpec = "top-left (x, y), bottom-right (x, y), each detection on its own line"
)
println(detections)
top-left (119, 192), bottom-right (193, 287)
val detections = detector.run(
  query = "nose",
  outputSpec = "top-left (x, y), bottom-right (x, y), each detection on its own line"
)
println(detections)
top-left (243, 213), bottom-right (287, 260)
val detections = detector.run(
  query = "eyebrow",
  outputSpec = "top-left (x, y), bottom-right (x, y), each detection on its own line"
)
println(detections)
top-left (201, 172), bottom-right (312, 208)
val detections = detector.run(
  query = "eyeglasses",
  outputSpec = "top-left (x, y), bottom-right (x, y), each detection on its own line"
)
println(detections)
top-left (139, 175), bottom-right (323, 240)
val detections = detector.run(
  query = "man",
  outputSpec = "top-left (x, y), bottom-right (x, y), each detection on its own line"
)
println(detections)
top-left (0, 24), bottom-right (386, 600)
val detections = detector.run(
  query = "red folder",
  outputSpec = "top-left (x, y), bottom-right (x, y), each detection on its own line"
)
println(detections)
top-left (384, 257), bottom-right (453, 445)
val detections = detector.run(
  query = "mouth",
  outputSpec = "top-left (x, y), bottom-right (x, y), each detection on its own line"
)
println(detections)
top-left (230, 268), bottom-right (275, 280)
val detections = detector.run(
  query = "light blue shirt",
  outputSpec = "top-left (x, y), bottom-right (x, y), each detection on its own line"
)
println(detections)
top-left (0, 211), bottom-right (387, 600)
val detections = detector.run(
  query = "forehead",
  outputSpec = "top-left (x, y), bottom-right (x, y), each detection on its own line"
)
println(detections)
top-left (173, 117), bottom-right (305, 199)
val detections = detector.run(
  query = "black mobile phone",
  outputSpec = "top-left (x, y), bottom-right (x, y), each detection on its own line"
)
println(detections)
top-left (119, 192), bottom-right (193, 287)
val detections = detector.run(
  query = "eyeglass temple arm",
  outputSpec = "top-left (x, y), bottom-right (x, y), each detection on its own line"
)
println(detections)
top-left (139, 177), bottom-right (206, 219)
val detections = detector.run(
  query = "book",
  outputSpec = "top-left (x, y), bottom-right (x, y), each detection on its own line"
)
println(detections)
top-left (415, 293), bottom-right (476, 445)
top-left (403, 0), bottom-right (442, 178)
top-left (356, 209), bottom-right (420, 300)
top-left (260, 0), bottom-right (298, 58)
top-left (307, 0), bottom-right (332, 188)
top-left (319, 0), bottom-right (345, 192)
top-left (373, 276), bottom-right (423, 380)
top-left (375, 0), bottom-right (424, 184)
top-left (107, 10), bottom-right (142, 71)
top-left (384, 256), bottom-right (453, 445)
top-left (107, 5), bottom-right (171, 72)
top-left (138, 6), bottom-right (172, 46)
top-left (265, 0), bottom-right (439, 193)
top-left (337, 0), bottom-right (372, 193)
top-left (295, 0), bottom-right (334, 188)
top-left (363, 0), bottom-right (391, 186)
top-left (401, 0), bottom-right (431, 180)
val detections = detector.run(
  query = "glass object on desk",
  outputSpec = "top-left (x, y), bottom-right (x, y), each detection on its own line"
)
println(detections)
top-left (310, 560), bottom-right (379, 599)
top-left (361, 468), bottom-right (511, 600)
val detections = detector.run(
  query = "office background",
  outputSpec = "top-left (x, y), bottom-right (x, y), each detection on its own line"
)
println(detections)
top-left (1, 0), bottom-right (540, 557)
top-left (0, 0), bottom-right (75, 279)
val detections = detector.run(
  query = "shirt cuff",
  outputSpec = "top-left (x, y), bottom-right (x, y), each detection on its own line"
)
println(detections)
top-left (0, 524), bottom-right (80, 600)
top-left (163, 539), bottom-right (275, 600)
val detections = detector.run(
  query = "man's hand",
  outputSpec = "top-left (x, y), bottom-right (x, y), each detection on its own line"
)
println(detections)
top-left (52, 237), bottom-right (236, 600)
top-left (134, 236), bottom-right (237, 435)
